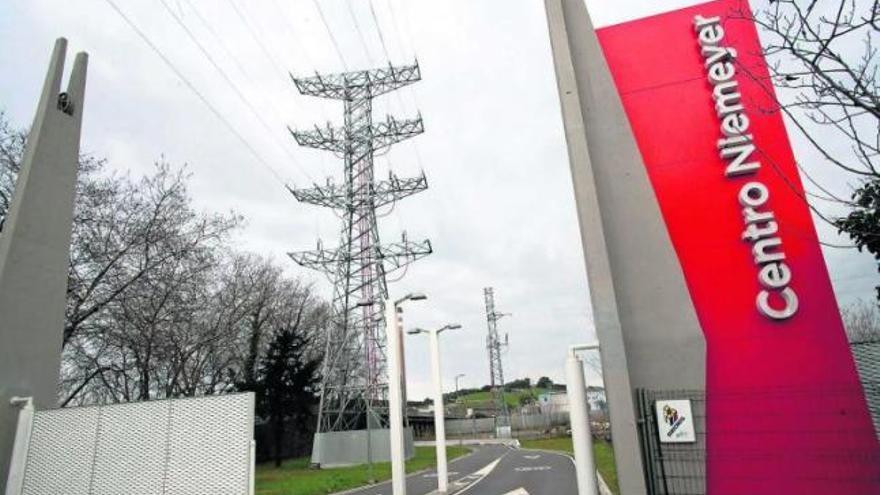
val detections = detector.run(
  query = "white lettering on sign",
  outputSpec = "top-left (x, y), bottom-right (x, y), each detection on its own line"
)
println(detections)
top-left (694, 15), bottom-right (798, 321)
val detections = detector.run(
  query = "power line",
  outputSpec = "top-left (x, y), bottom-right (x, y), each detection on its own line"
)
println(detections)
top-left (187, 0), bottom-right (333, 173)
top-left (385, 0), bottom-right (414, 60)
top-left (363, 0), bottom-right (427, 170)
top-left (346, 0), bottom-right (377, 65)
top-left (368, 0), bottom-right (392, 62)
top-left (226, 0), bottom-right (287, 79)
top-left (312, 0), bottom-right (350, 71)
top-left (226, 0), bottom-right (327, 122)
top-left (184, 0), bottom-right (252, 82)
top-left (268, 0), bottom-right (321, 71)
top-left (158, 0), bottom-right (313, 183)
top-left (102, 0), bottom-right (288, 187)
top-left (384, 0), bottom-right (423, 111)
top-left (265, 0), bottom-right (335, 127)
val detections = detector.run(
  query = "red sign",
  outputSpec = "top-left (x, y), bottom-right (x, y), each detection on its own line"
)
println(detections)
top-left (594, 0), bottom-right (880, 492)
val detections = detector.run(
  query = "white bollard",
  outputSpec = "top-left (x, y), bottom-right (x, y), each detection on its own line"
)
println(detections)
top-left (566, 347), bottom-right (598, 495)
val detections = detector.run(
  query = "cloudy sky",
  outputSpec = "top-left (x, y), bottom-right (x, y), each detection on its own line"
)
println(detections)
top-left (0, 0), bottom-right (875, 400)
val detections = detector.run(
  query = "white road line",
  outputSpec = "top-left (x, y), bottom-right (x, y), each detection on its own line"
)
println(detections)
top-left (522, 455), bottom-right (541, 460)
top-left (501, 489), bottom-right (530, 495)
top-left (454, 451), bottom-right (511, 495)
top-left (513, 465), bottom-right (551, 472)
top-left (520, 447), bottom-right (613, 495)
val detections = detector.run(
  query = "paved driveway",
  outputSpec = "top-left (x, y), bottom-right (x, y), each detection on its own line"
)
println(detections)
top-left (340, 444), bottom-right (511, 495)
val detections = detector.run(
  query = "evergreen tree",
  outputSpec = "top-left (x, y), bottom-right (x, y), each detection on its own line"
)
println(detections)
top-left (252, 326), bottom-right (321, 467)
top-left (836, 180), bottom-right (880, 303)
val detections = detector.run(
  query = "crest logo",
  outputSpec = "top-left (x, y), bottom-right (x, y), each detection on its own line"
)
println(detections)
top-left (662, 404), bottom-right (687, 437)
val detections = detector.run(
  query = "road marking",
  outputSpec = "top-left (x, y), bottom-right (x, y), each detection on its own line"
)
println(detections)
top-left (455, 453), bottom-right (509, 494)
top-left (423, 471), bottom-right (458, 478)
top-left (522, 454), bottom-right (541, 460)
top-left (513, 465), bottom-right (552, 472)
top-left (501, 489), bottom-right (530, 495)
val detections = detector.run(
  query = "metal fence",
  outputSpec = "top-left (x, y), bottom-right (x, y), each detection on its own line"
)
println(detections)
top-left (635, 376), bottom-right (880, 495)
top-left (418, 411), bottom-right (571, 439)
top-left (635, 389), bottom-right (706, 495)
top-left (15, 393), bottom-right (254, 495)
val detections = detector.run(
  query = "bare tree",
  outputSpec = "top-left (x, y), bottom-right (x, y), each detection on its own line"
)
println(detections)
top-left (738, 1), bottom-right (878, 182)
top-left (1, 111), bottom-right (103, 232)
top-left (61, 249), bottom-right (329, 406)
top-left (0, 112), bottom-right (24, 228)
top-left (735, 1), bottom-right (880, 298)
top-left (60, 165), bottom-right (242, 404)
top-left (2, 110), bottom-right (329, 407)
top-left (842, 299), bottom-right (880, 343)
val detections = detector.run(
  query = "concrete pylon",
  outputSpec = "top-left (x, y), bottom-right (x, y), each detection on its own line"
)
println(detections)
top-left (0, 38), bottom-right (87, 489)
top-left (544, 1), bottom-right (706, 493)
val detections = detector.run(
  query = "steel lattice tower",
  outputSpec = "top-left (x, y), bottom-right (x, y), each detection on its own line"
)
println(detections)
top-left (288, 63), bottom-right (431, 435)
top-left (483, 287), bottom-right (510, 428)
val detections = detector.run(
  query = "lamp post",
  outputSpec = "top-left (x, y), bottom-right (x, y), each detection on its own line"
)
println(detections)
top-left (408, 324), bottom-right (461, 494)
top-left (567, 342), bottom-right (600, 495)
top-left (386, 293), bottom-right (427, 495)
top-left (455, 373), bottom-right (465, 393)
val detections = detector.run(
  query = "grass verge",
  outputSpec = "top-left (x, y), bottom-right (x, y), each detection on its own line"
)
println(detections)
top-left (255, 446), bottom-right (469, 495)
top-left (519, 436), bottom-right (619, 494)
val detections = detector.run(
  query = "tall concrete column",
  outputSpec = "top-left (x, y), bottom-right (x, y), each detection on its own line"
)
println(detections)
top-left (544, 1), bottom-right (706, 493)
top-left (0, 38), bottom-right (88, 488)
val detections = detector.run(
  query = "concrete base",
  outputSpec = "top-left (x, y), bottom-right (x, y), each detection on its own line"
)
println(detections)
top-left (310, 427), bottom-right (414, 468)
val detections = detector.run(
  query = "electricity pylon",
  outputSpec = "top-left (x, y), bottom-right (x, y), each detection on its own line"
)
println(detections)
top-left (484, 287), bottom-right (510, 430)
top-left (288, 63), bottom-right (431, 445)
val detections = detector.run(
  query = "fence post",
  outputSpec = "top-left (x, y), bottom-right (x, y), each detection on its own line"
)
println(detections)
top-left (4, 397), bottom-right (34, 495)
top-left (249, 439), bottom-right (256, 495)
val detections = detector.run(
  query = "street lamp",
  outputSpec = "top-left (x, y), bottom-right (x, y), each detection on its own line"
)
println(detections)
top-left (386, 293), bottom-right (428, 495)
top-left (396, 292), bottom-right (427, 305)
top-left (408, 323), bottom-right (461, 494)
top-left (455, 373), bottom-right (465, 393)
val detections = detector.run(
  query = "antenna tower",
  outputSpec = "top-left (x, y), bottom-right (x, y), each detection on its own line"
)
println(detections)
top-left (289, 63), bottom-right (431, 437)
top-left (484, 287), bottom-right (510, 429)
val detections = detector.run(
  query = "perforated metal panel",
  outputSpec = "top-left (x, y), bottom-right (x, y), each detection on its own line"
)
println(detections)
top-left (165, 395), bottom-right (253, 495)
top-left (852, 341), bottom-right (880, 437)
top-left (91, 399), bottom-right (168, 495)
top-left (20, 405), bottom-right (100, 494)
top-left (19, 393), bottom-right (254, 495)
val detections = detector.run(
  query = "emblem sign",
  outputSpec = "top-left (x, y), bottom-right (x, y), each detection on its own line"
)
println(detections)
top-left (655, 399), bottom-right (696, 443)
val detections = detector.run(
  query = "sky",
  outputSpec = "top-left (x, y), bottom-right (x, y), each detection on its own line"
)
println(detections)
top-left (0, 0), bottom-right (876, 401)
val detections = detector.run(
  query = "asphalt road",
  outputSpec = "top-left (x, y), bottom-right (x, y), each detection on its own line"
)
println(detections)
top-left (461, 448), bottom-right (577, 495)
top-left (340, 444), bottom-right (577, 495)
top-left (342, 443), bottom-right (510, 495)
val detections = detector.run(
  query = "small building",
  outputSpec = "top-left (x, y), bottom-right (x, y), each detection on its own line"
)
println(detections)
top-left (538, 387), bottom-right (606, 415)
